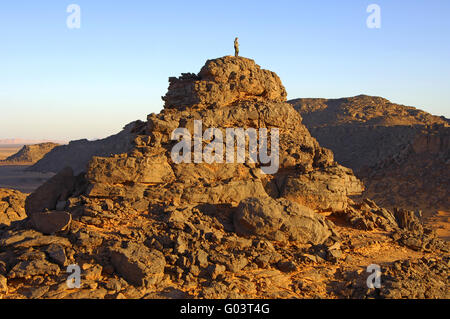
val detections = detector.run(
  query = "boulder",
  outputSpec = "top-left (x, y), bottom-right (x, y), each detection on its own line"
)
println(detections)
top-left (234, 197), bottom-right (332, 244)
top-left (31, 211), bottom-right (72, 235)
top-left (109, 242), bottom-right (166, 286)
top-left (25, 167), bottom-right (75, 217)
top-left (9, 259), bottom-right (60, 279)
top-left (86, 154), bottom-right (174, 184)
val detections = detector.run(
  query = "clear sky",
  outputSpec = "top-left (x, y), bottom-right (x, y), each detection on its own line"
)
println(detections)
top-left (1, 0), bottom-right (449, 140)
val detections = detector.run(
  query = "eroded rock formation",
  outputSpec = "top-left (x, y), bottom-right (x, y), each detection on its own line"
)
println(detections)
top-left (0, 57), bottom-right (447, 300)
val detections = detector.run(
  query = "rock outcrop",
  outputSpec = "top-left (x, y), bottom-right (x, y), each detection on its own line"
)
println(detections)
top-left (0, 189), bottom-right (27, 227)
top-left (78, 56), bottom-right (363, 215)
top-left (163, 56), bottom-right (287, 109)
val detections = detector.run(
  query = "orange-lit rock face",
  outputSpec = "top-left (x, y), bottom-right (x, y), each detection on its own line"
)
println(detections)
top-left (162, 56), bottom-right (287, 110)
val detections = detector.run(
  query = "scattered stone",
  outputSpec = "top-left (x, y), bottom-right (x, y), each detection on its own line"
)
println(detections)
top-left (9, 259), bottom-right (60, 279)
top-left (207, 264), bottom-right (226, 280)
top-left (109, 241), bottom-right (166, 286)
top-left (45, 244), bottom-right (67, 266)
top-left (0, 189), bottom-right (27, 227)
top-left (31, 211), bottom-right (72, 234)
top-left (276, 260), bottom-right (297, 273)
top-left (84, 264), bottom-right (103, 281)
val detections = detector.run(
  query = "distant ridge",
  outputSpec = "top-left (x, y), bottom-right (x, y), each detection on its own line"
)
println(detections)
top-left (289, 95), bottom-right (449, 213)
top-left (1, 142), bottom-right (60, 164)
top-left (0, 138), bottom-right (67, 146)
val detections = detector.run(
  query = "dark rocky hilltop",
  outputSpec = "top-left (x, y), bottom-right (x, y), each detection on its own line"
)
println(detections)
top-left (0, 58), bottom-right (448, 299)
top-left (289, 95), bottom-right (450, 213)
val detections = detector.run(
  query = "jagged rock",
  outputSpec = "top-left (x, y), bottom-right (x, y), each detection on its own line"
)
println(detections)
top-left (0, 188), bottom-right (27, 227)
top-left (0, 229), bottom-right (71, 249)
top-left (0, 275), bottom-right (7, 294)
top-left (18, 286), bottom-right (50, 299)
top-left (25, 167), bottom-right (76, 217)
top-left (333, 199), bottom-right (398, 231)
top-left (78, 56), bottom-right (364, 213)
top-left (225, 255), bottom-right (248, 273)
top-left (342, 257), bottom-right (449, 299)
top-left (64, 288), bottom-right (108, 299)
top-left (234, 197), bottom-right (332, 244)
top-left (31, 211), bottom-right (72, 234)
top-left (109, 241), bottom-right (166, 286)
top-left (45, 244), bottom-right (67, 266)
top-left (393, 208), bottom-right (423, 233)
top-left (207, 263), bottom-right (226, 280)
top-left (9, 258), bottom-right (60, 279)
top-left (83, 264), bottom-right (103, 281)
top-left (163, 56), bottom-right (287, 109)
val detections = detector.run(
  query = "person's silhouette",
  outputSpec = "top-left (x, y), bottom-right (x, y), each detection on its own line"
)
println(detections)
top-left (234, 37), bottom-right (239, 57)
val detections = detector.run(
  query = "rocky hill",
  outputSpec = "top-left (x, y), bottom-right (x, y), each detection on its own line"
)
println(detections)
top-left (290, 95), bottom-right (448, 128)
top-left (1, 143), bottom-right (60, 164)
top-left (0, 57), bottom-right (448, 299)
top-left (289, 96), bottom-right (450, 213)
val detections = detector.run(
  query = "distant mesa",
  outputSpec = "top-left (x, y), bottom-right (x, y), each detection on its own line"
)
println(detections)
top-left (0, 142), bottom-right (60, 164)
top-left (289, 95), bottom-right (448, 128)
top-left (0, 138), bottom-right (67, 146)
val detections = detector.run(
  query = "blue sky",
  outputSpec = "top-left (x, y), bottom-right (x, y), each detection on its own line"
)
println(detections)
top-left (1, 0), bottom-right (449, 140)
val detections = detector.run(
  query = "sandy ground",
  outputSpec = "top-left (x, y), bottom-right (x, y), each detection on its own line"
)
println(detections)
top-left (425, 211), bottom-right (450, 241)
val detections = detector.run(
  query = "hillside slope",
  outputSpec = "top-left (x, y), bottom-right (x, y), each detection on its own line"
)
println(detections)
top-left (289, 95), bottom-right (450, 213)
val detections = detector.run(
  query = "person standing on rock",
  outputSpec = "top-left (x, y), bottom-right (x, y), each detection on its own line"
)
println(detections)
top-left (234, 37), bottom-right (239, 57)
